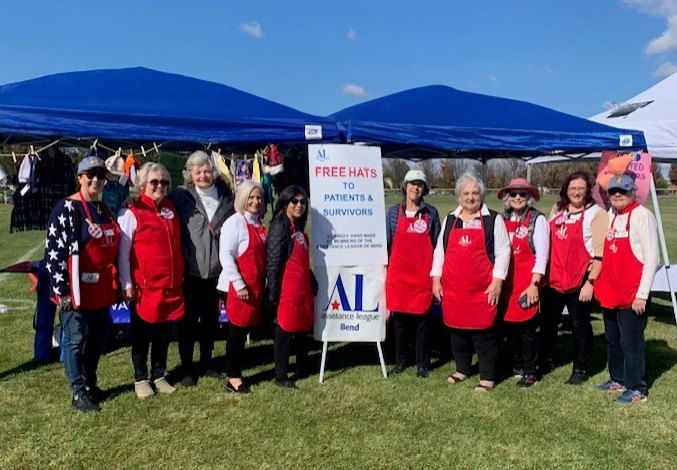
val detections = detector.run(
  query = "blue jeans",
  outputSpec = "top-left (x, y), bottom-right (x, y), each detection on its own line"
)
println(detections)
top-left (60, 307), bottom-right (108, 395)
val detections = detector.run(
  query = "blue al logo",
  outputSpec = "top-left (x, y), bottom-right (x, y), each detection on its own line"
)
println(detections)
top-left (325, 273), bottom-right (378, 312)
top-left (316, 148), bottom-right (328, 161)
top-left (619, 135), bottom-right (633, 147)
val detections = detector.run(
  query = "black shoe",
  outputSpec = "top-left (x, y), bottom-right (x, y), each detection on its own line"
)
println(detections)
top-left (416, 367), bottom-right (429, 378)
top-left (86, 385), bottom-right (105, 403)
top-left (390, 365), bottom-right (407, 375)
top-left (516, 374), bottom-right (537, 388)
top-left (179, 374), bottom-right (197, 388)
top-left (72, 392), bottom-right (101, 413)
top-left (565, 369), bottom-right (588, 386)
top-left (203, 368), bottom-right (225, 380)
top-left (512, 368), bottom-right (525, 378)
top-left (539, 361), bottom-right (555, 376)
top-left (226, 380), bottom-right (251, 394)
top-left (275, 378), bottom-right (298, 389)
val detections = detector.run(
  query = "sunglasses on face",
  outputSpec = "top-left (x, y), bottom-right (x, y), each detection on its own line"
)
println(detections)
top-left (81, 168), bottom-right (107, 180)
top-left (149, 179), bottom-right (170, 188)
top-left (608, 188), bottom-right (628, 196)
top-left (290, 198), bottom-right (307, 206)
top-left (509, 191), bottom-right (528, 198)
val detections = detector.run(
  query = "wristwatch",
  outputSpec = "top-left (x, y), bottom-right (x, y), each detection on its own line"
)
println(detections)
top-left (532, 280), bottom-right (540, 287)
top-left (586, 278), bottom-right (595, 286)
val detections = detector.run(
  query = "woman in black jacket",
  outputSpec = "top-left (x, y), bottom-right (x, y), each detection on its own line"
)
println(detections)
top-left (267, 185), bottom-right (316, 389)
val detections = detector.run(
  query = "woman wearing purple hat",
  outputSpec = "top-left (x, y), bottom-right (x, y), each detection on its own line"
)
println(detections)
top-left (497, 178), bottom-right (549, 388)
top-left (594, 174), bottom-right (658, 404)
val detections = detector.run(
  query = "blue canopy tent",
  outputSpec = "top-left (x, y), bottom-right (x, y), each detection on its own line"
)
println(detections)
top-left (0, 67), bottom-right (339, 150)
top-left (331, 85), bottom-right (646, 159)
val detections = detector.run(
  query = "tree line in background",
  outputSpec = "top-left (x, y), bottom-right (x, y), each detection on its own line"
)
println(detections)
top-left (383, 158), bottom-right (672, 190)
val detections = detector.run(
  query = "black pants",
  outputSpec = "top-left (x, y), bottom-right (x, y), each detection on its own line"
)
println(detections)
top-left (540, 286), bottom-right (593, 372)
top-left (225, 324), bottom-right (249, 378)
top-left (131, 309), bottom-right (172, 382)
top-left (273, 325), bottom-right (308, 381)
top-left (393, 312), bottom-right (431, 369)
top-left (603, 302), bottom-right (649, 394)
top-left (449, 328), bottom-right (498, 381)
top-left (178, 276), bottom-right (220, 373)
top-left (507, 314), bottom-right (539, 376)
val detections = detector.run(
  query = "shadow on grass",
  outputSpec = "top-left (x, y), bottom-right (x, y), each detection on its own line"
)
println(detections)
top-left (650, 292), bottom-right (677, 326)
top-left (0, 357), bottom-right (56, 382)
top-left (646, 339), bottom-right (676, 389)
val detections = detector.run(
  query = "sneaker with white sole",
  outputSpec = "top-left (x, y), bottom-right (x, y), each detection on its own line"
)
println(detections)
top-left (153, 377), bottom-right (176, 394)
top-left (596, 380), bottom-right (625, 392)
top-left (615, 389), bottom-right (647, 404)
top-left (134, 380), bottom-right (155, 399)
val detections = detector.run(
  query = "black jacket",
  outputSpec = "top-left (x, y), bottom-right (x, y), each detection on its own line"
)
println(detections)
top-left (266, 214), bottom-right (317, 311)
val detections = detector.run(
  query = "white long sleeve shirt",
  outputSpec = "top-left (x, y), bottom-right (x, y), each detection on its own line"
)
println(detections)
top-left (217, 212), bottom-right (262, 292)
top-left (606, 204), bottom-right (659, 300)
top-left (195, 184), bottom-right (219, 222)
top-left (117, 208), bottom-right (137, 290)
top-left (507, 211), bottom-right (550, 275)
top-left (430, 204), bottom-right (511, 280)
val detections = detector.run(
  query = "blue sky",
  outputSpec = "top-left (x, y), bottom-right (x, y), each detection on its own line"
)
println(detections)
top-left (1, 0), bottom-right (676, 118)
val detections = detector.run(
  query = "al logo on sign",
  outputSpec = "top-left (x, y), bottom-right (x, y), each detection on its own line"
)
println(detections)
top-left (325, 274), bottom-right (378, 312)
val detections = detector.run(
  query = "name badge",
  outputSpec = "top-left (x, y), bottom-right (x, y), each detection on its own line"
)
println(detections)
top-left (564, 219), bottom-right (577, 225)
top-left (103, 229), bottom-right (114, 237)
top-left (82, 272), bottom-right (100, 283)
top-left (614, 230), bottom-right (629, 239)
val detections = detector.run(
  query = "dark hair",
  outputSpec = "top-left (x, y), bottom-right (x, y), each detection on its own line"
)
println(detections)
top-left (556, 171), bottom-right (594, 211)
top-left (273, 185), bottom-right (309, 231)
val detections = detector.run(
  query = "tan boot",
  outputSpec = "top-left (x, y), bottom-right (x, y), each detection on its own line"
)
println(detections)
top-left (153, 377), bottom-right (176, 394)
top-left (134, 380), bottom-right (155, 399)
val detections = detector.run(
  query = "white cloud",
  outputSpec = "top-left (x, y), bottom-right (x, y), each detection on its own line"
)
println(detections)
top-left (654, 61), bottom-right (677, 76)
top-left (486, 73), bottom-right (498, 82)
top-left (239, 21), bottom-right (263, 39)
top-left (342, 84), bottom-right (368, 97)
top-left (347, 28), bottom-right (357, 40)
top-left (622, 0), bottom-right (677, 54)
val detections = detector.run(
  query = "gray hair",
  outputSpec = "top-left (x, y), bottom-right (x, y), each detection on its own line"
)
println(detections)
top-left (502, 194), bottom-right (536, 211)
top-left (234, 180), bottom-right (265, 216)
top-left (182, 150), bottom-right (219, 186)
top-left (131, 162), bottom-right (172, 200)
top-left (455, 172), bottom-right (485, 199)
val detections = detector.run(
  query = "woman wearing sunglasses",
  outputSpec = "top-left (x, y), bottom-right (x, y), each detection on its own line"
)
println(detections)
top-left (266, 185), bottom-right (316, 389)
top-left (497, 178), bottom-right (549, 388)
top-left (45, 155), bottom-right (121, 413)
top-left (118, 162), bottom-right (185, 399)
top-left (541, 171), bottom-right (608, 385)
top-left (594, 174), bottom-right (658, 404)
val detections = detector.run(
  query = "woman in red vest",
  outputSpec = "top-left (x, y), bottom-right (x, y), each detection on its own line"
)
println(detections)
top-left (385, 169), bottom-right (440, 378)
top-left (541, 171), bottom-right (608, 385)
top-left (497, 178), bottom-right (549, 388)
top-left (266, 185), bottom-right (316, 389)
top-left (217, 180), bottom-right (267, 394)
top-left (118, 162), bottom-right (185, 399)
top-left (594, 174), bottom-right (658, 404)
top-left (432, 172), bottom-right (511, 392)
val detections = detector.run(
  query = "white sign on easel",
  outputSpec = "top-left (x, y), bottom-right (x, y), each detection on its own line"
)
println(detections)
top-left (308, 144), bottom-right (388, 382)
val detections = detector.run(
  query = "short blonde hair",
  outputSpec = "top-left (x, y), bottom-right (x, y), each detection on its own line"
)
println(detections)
top-left (131, 162), bottom-right (172, 200)
top-left (183, 150), bottom-right (219, 186)
top-left (234, 180), bottom-right (265, 216)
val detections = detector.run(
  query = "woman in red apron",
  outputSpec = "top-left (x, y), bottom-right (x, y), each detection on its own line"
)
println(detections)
top-left (385, 169), bottom-right (440, 378)
top-left (266, 185), bottom-right (316, 389)
top-left (118, 163), bottom-right (185, 399)
top-left (431, 173), bottom-right (511, 392)
top-left (217, 181), bottom-right (267, 394)
top-left (541, 171), bottom-right (607, 385)
top-left (594, 174), bottom-right (658, 404)
top-left (45, 155), bottom-right (121, 413)
top-left (497, 178), bottom-right (548, 388)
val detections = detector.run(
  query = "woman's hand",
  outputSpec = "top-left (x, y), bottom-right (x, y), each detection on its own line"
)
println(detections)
top-left (122, 287), bottom-right (134, 303)
top-left (236, 287), bottom-right (249, 301)
top-left (520, 284), bottom-right (539, 307)
top-left (484, 278), bottom-right (502, 306)
top-left (432, 276), bottom-right (443, 301)
top-left (632, 298), bottom-right (647, 315)
top-left (579, 281), bottom-right (594, 303)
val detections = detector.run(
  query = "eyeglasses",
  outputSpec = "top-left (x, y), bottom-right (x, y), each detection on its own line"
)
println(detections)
top-left (608, 188), bottom-right (629, 196)
top-left (81, 168), bottom-right (107, 180)
top-left (509, 191), bottom-right (528, 198)
top-left (290, 198), bottom-right (307, 206)
top-left (149, 179), bottom-right (170, 188)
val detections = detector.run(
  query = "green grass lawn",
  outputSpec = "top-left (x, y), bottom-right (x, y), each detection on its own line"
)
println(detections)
top-left (0, 198), bottom-right (675, 469)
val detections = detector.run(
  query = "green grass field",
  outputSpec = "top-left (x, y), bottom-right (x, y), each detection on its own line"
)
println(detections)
top-left (0, 196), bottom-right (675, 469)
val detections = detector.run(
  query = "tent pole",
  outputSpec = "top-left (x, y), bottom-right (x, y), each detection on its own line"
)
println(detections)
top-left (649, 176), bottom-right (677, 324)
top-left (481, 158), bottom-right (487, 185)
top-left (526, 162), bottom-right (532, 182)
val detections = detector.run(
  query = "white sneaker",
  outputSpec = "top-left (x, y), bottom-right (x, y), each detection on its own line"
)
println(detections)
top-left (153, 377), bottom-right (176, 394)
top-left (134, 380), bottom-right (155, 399)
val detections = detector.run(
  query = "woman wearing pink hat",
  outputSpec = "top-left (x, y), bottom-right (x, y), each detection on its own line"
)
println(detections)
top-left (497, 178), bottom-right (549, 388)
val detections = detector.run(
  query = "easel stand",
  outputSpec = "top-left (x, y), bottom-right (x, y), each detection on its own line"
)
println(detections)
top-left (318, 340), bottom-right (388, 383)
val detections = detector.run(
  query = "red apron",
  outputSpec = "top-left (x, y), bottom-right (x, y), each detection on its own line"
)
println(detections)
top-left (385, 207), bottom-right (434, 314)
top-left (441, 216), bottom-right (496, 329)
top-left (548, 209), bottom-right (591, 293)
top-left (501, 212), bottom-right (539, 322)
top-left (227, 218), bottom-right (267, 327)
top-left (277, 228), bottom-right (314, 333)
top-left (595, 203), bottom-right (643, 309)
top-left (69, 194), bottom-right (121, 311)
